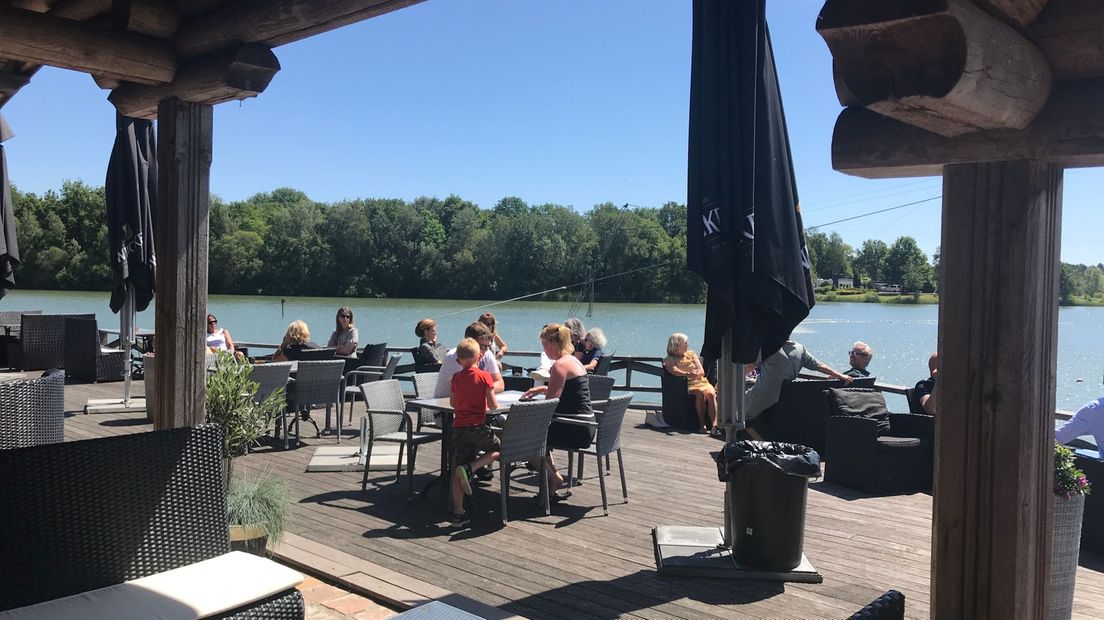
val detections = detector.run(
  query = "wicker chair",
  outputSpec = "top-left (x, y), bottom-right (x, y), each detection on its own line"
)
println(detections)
top-left (569, 393), bottom-right (633, 515)
top-left (660, 369), bottom-right (698, 431)
top-left (0, 371), bottom-right (64, 449)
top-left (497, 398), bottom-right (559, 524)
top-left (0, 425), bottom-right (304, 617)
top-left (284, 359), bottom-right (344, 449)
top-left (0, 310), bottom-right (39, 368)
top-left (11, 312), bottom-right (94, 370)
top-left (339, 354), bottom-right (401, 441)
top-left (824, 388), bottom-right (934, 494)
top-left (412, 371), bottom-right (442, 431)
top-left (63, 317), bottom-right (127, 383)
top-left (753, 376), bottom-right (876, 454)
top-left (848, 589), bottom-right (905, 619)
top-left (593, 354), bottom-right (613, 376)
top-left (588, 375), bottom-right (616, 405)
top-left (358, 379), bottom-right (441, 500)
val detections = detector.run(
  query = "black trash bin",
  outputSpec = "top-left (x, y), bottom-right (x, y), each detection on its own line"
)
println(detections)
top-left (712, 440), bottom-right (821, 571)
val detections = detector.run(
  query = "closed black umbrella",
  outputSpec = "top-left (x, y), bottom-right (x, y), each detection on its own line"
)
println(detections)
top-left (687, 0), bottom-right (813, 366)
top-left (106, 112), bottom-right (157, 404)
top-left (106, 112), bottom-right (157, 315)
top-left (0, 113), bottom-right (18, 300)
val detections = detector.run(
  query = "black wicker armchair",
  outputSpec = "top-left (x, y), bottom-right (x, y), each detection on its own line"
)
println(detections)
top-left (0, 425), bottom-right (304, 617)
top-left (753, 377), bottom-right (876, 454)
top-left (0, 370), bottom-right (64, 449)
top-left (824, 388), bottom-right (934, 494)
top-left (9, 312), bottom-right (94, 370)
top-left (660, 369), bottom-right (698, 432)
top-left (63, 317), bottom-right (127, 383)
top-left (848, 590), bottom-right (905, 619)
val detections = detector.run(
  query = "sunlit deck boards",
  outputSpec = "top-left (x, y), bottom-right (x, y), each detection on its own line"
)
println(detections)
top-left (59, 379), bottom-right (1104, 620)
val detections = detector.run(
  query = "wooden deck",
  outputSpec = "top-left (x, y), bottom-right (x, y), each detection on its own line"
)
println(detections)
top-left (58, 377), bottom-right (1104, 620)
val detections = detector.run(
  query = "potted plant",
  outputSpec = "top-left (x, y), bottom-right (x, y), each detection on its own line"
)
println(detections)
top-left (1051, 443), bottom-right (1092, 620)
top-left (205, 351), bottom-right (288, 554)
top-left (227, 472), bottom-right (291, 555)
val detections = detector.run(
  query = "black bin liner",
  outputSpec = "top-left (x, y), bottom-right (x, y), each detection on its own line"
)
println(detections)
top-left (711, 440), bottom-right (820, 571)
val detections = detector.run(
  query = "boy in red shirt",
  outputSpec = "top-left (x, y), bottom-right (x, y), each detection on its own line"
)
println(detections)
top-left (449, 338), bottom-right (500, 527)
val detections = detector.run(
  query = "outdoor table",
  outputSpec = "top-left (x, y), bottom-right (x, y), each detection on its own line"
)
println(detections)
top-left (406, 390), bottom-right (539, 508)
top-left (100, 327), bottom-right (156, 353)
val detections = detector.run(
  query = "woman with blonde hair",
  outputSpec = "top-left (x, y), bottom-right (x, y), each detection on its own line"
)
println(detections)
top-left (522, 323), bottom-right (595, 499)
top-left (273, 320), bottom-right (319, 362)
top-left (327, 306), bottom-right (359, 356)
top-left (477, 312), bottom-right (508, 360)
top-left (663, 332), bottom-right (718, 435)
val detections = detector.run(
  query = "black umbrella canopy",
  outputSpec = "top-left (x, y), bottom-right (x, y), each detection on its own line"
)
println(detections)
top-left (106, 112), bottom-right (157, 313)
top-left (686, 0), bottom-right (814, 364)
top-left (0, 113), bottom-right (18, 300)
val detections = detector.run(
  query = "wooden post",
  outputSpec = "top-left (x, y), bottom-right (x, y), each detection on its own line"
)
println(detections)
top-left (933, 160), bottom-right (1061, 619)
top-left (153, 99), bottom-right (212, 429)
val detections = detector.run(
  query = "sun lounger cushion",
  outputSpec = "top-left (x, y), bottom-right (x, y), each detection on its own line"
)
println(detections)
top-left (0, 551), bottom-right (302, 620)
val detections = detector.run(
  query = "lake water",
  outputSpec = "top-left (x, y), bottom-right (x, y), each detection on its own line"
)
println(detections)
top-left (5, 289), bottom-right (1103, 411)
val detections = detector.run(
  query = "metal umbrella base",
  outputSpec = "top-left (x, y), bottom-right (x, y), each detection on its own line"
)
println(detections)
top-left (652, 525), bottom-right (822, 583)
top-left (84, 397), bottom-right (147, 415)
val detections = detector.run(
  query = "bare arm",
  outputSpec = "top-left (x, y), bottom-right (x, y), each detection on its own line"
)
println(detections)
top-left (223, 329), bottom-right (236, 353)
top-left (491, 371), bottom-right (504, 394)
top-left (494, 334), bottom-right (508, 360)
top-left (817, 362), bottom-right (854, 385)
top-left (485, 386), bottom-right (498, 412)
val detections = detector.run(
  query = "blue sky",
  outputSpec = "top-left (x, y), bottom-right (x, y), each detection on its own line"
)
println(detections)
top-left (3, 1), bottom-right (1102, 264)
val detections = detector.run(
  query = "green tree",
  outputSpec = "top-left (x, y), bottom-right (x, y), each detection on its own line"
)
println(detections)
top-left (853, 239), bottom-right (889, 285)
top-left (884, 236), bottom-right (930, 288)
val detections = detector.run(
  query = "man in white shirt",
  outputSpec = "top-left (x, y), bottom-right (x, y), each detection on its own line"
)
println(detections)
top-left (1057, 396), bottom-right (1104, 452)
top-left (434, 322), bottom-right (505, 397)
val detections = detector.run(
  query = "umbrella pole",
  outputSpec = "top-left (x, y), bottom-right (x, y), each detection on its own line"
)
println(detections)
top-left (122, 282), bottom-right (135, 406)
top-left (720, 332), bottom-right (742, 548)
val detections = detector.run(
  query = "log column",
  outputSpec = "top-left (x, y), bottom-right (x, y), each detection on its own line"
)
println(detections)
top-left (153, 99), bottom-right (212, 429)
top-left (933, 160), bottom-right (1061, 618)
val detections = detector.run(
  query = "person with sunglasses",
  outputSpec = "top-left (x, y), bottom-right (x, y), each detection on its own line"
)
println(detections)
top-left (844, 341), bottom-right (874, 378)
top-left (433, 322), bottom-right (505, 398)
top-left (327, 307), bottom-right (359, 356)
top-left (205, 313), bottom-right (244, 360)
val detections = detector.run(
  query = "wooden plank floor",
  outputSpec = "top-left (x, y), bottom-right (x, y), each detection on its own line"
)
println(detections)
top-left (57, 377), bottom-right (1104, 620)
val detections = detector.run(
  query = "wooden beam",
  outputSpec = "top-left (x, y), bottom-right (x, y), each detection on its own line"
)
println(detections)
top-left (1027, 0), bottom-right (1104, 80)
top-left (109, 44), bottom-right (279, 120)
top-left (971, 0), bottom-right (1049, 27)
top-left (934, 160), bottom-right (1060, 619)
top-left (110, 0), bottom-right (179, 39)
top-left (0, 70), bottom-right (31, 93)
top-left (0, 6), bottom-right (176, 84)
top-left (174, 0), bottom-right (424, 60)
top-left (49, 0), bottom-right (110, 20)
top-left (817, 0), bottom-right (1052, 137)
top-left (830, 78), bottom-right (1104, 178)
top-left (154, 99), bottom-right (212, 430)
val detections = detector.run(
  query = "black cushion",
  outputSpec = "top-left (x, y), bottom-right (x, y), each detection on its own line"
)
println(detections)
top-left (876, 435), bottom-right (921, 449)
top-left (825, 388), bottom-right (891, 434)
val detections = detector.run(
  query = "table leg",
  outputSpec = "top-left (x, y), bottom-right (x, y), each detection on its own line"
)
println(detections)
top-left (419, 411), bottom-right (453, 510)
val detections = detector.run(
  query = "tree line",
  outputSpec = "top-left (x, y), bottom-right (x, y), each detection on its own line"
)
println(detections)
top-left (10, 181), bottom-right (703, 303)
top-left (806, 230), bottom-right (940, 294)
top-left (12, 180), bottom-right (1103, 305)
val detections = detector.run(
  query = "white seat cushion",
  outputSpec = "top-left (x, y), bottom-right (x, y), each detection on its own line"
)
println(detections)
top-left (0, 551), bottom-right (302, 620)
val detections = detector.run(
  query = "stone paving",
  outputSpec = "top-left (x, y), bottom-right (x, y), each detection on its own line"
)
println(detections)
top-left (298, 574), bottom-right (399, 620)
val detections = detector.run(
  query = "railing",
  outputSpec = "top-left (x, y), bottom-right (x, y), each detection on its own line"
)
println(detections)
top-left (237, 341), bottom-right (1075, 418)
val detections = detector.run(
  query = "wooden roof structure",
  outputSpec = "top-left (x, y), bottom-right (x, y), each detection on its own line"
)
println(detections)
top-left (0, 0), bottom-right (423, 117)
top-left (817, 1), bottom-right (1104, 618)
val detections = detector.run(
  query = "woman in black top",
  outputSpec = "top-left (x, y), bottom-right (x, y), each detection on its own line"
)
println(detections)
top-left (413, 318), bottom-right (445, 370)
top-left (273, 320), bottom-right (320, 362)
top-left (522, 323), bottom-right (595, 496)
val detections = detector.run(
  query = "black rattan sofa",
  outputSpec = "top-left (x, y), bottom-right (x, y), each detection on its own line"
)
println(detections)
top-left (0, 425), bottom-right (304, 618)
top-left (752, 376), bottom-right (876, 454)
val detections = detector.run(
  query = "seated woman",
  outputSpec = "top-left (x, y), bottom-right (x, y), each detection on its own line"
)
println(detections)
top-left (564, 317), bottom-right (586, 360)
top-left (205, 313), bottom-right (244, 360)
top-left (327, 307), bottom-right (359, 356)
top-left (663, 333), bottom-right (718, 435)
top-left (413, 318), bottom-right (445, 370)
top-left (521, 323), bottom-right (595, 498)
top-left (273, 320), bottom-right (320, 362)
top-left (477, 312), bottom-right (508, 361)
top-left (580, 328), bottom-right (607, 373)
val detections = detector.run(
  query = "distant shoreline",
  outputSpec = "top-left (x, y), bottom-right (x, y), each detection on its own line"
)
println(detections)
top-left (814, 290), bottom-right (939, 305)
